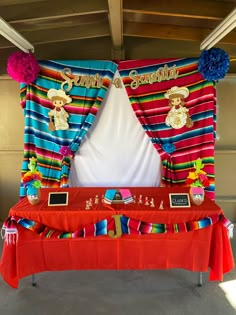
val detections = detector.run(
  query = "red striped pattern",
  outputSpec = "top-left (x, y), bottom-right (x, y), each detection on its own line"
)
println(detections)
top-left (118, 59), bottom-right (216, 199)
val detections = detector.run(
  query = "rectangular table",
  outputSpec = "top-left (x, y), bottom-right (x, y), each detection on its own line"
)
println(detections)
top-left (0, 187), bottom-right (234, 288)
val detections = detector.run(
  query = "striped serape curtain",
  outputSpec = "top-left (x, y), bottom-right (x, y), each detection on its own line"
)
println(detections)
top-left (19, 60), bottom-right (118, 197)
top-left (118, 59), bottom-right (216, 200)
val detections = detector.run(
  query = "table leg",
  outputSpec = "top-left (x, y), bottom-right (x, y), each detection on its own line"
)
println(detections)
top-left (32, 274), bottom-right (37, 287)
top-left (197, 272), bottom-right (203, 287)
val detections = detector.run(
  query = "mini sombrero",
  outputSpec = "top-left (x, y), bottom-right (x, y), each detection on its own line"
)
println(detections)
top-left (164, 86), bottom-right (189, 99)
top-left (47, 88), bottom-right (72, 103)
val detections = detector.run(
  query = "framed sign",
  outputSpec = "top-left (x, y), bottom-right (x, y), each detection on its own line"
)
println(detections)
top-left (48, 192), bottom-right (69, 206)
top-left (169, 193), bottom-right (190, 208)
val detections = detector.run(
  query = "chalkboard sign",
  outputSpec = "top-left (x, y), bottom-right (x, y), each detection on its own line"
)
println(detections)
top-left (48, 192), bottom-right (69, 206)
top-left (169, 193), bottom-right (190, 208)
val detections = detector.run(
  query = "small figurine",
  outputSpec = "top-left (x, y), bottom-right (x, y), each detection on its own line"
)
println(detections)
top-left (159, 200), bottom-right (164, 210)
top-left (145, 197), bottom-right (149, 206)
top-left (85, 200), bottom-right (90, 210)
top-left (138, 195), bottom-right (143, 204)
top-left (89, 198), bottom-right (93, 207)
top-left (150, 198), bottom-right (155, 207)
top-left (94, 195), bottom-right (99, 204)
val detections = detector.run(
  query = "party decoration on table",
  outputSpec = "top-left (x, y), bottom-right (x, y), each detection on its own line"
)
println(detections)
top-left (48, 192), bottom-right (68, 206)
top-left (145, 197), bottom-right (149, 206)
top-left (7, 51), bottom-right (40, 84)
top-left (119, 189), bottom-right (134, 204)
top-left (94, 195), bottom-right (99, 204)
top-left (89, 198), bottom-right (93, 206)
top-left (108, 214), bottom-right (123, 238)
top-left (220, 215), bottom-right (234, 239)
top-left (47, 88), bottom-right (72, 131)
top-left (138, 195), bottom-right (143, 204)
top-left (186, 158), bottom-right (210, 188)
top-left (158, 200), bottom-right (164, 209)
top-left (150, 198), bottom-right (155, 208)
top-left (186, 158), bottom-right (210, 205)
top-left (198, 48), bottom-right (230, 81)
top-left (22, 157), bottom-right (42, 205)
top-left (2, 212), bottom-right (223, 245)
top-left (85, 201), bottom-right (91, 210)
top-left (103, 189), bottom-right (134, 204)
top-left (169, 193), bottom-right (190, 208)
top-left (164, 86), bottom-right (193, 129)
top-left (104, 189), bottom-right (117, 204)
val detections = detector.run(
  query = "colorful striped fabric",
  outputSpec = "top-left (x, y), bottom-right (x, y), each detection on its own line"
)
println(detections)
top-left (104, 189), bottom-right (134, 204)
top-left (119, 189), bottom-right (134, 204)
top-left (2, 213), bottom-right (220, 242)
top-left (104, 189), bottom-right (117, 204)
top-left (19, 60), bottom-right (118, 197)
top-left (19, 58), bottom-right (217, 200)
top-left (120, 214), bottom-right (219, 234)
top-left (118, 59), bottom-right (216, 200)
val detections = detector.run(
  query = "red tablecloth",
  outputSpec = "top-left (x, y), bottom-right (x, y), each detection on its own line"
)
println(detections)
top-left (0, 187), bottom-right (234, 288)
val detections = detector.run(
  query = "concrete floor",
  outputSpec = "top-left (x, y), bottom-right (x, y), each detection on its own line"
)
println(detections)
top-left (0, 238), bottom-right (235, 315)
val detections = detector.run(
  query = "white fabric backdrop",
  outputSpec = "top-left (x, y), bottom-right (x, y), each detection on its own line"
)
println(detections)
top-left (70, 72), bottom-right (162, 187)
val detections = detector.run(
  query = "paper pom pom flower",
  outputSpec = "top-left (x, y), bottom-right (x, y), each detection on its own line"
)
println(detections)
top-left (198, 48), bottom-right (230, 81)
top-left (7, 51), bottom-right (40, 84)
top-left (22, 157), bottom-right (42, 189)
top-left (186, 158), bottom-right (210, 188)
top-left (59, 145), bottom-right (73, 157)
top-left (162, 143), bottom-right (176, 154)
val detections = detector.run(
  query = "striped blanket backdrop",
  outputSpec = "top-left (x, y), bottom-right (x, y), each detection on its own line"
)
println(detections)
top-left (118, 59), bottom-right (216, 200)
top-left (19, 60), bottom-right (118, 197)
top-left (18, 59), bottom-right (216, 200)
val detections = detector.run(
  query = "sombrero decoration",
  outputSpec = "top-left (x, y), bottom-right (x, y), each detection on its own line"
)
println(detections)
top-left (164, 86), bottom-right (189, 99)
top-left (47, 88), bottom-right (72, 103)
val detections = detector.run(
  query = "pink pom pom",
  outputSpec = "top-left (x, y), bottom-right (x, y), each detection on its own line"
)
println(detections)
top-left (7, 51), bottom-right (40, 84)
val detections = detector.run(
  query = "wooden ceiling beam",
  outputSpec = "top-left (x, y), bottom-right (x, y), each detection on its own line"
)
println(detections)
top-left (124, 21), bottom-right (236, 44)
top-left (9, 12), bottom-right (107, 25)
top-left (108, 0), bottom-right (123, 48)
top-left (0, 0), bottom-right (43, 5)
top-left (7, 13), bottom-right (108, 32)
top-left (123, 0), bottom-right (235, 20)
top-left (0, 22), bottom-right (110, 48)
top-left (0, 0), bottom-right (108, 22)
top-left (107, 0), bottom-right (124, 59)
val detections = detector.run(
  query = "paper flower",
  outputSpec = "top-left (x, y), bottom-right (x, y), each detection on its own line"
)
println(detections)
top-left (162, 143), bottom-right (176, 154)
top-left (198, 48), bottom-right (230, 81)
top-left (186, 158), bottom-right (210, 188)
top-left (59, 145), bottom-right (73, 157)
top-left (7, 51), bottom-right (39, 84)
top-left (22, 157), bottom-right (42, 190)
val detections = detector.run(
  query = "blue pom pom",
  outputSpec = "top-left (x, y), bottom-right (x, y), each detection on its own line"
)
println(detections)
top-left (198, 48), bottom-right (230, 81)
top-left (162, 143), bottom-right (176, 154)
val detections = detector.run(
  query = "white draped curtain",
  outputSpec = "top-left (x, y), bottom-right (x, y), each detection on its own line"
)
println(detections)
top-left (70, 71), bottom-right (162, 187)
